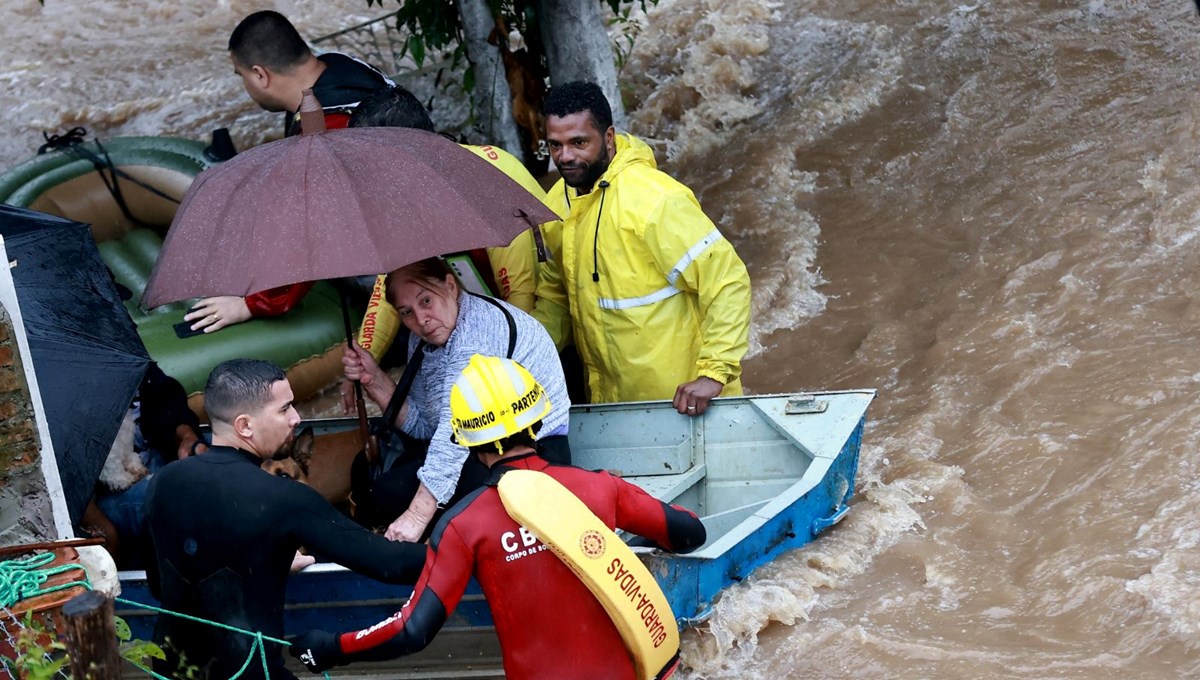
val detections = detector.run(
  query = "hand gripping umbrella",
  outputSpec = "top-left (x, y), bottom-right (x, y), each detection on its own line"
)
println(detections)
top-left (142, 91), bottom-right (561, 461)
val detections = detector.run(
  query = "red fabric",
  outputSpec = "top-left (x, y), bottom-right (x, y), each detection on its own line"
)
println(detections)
top-left (244, 281), bottom-right (315, 318)
top-left (287, 110), bottom-right (354, 137)
top-left (338, 456), bottom-right (695, 679)
top-left (324, 112), bottom-right (352, 130)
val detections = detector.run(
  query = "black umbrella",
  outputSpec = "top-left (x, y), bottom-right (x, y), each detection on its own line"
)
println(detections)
top-left (0, 204), bottom-right (151, 527)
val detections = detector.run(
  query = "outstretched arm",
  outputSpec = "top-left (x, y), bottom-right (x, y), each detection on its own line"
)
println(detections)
top-left (291, 524), bottom-right (474, 673)
top-left (287, 484), bottom-right (425, 584)
top-left (611, 473), bottom-right (707, 553)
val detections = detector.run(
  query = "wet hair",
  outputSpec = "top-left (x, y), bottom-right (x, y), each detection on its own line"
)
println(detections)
top-left (205, 359), bottom-right (286, 425)
top-left (228, 11), bottom-right (311, 73)
top-left (543, 81), bottom-right (613, 134)
top-left (349, 86), bottom-right (436, 132)
top-left (384, 257), bottom-right (456, 308)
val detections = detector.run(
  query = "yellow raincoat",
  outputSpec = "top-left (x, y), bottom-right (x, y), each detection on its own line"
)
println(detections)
top-left (357, 144), bottom-right (554, 361)
top-left (534, 134), bottom-right (751, 403)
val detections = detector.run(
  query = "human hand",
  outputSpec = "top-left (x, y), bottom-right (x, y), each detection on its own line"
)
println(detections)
top-left (339, 378), bottom-right (355, 415)
top-left (289, 629), bottom-right (342, 673)
top-left (384, 484), bottom-right (439, 542)
top-left (176, 426), bottom-right (206, 459)
top-left (342, 341), bottom-right (384, 386)
top-left (184, 296), bottom-right (251, 333)
top-left (672, 376), bottom-right (724, 416)
top-left (291, 550), bottom-right (316, 573)
top-left (384, 510), bottom-right (430, 543)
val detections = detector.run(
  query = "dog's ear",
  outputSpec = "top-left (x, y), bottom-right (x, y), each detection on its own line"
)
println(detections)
top-left (292, 426), bottom-right (315, 474)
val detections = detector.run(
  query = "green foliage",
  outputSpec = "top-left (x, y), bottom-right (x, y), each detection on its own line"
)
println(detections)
top-left (0, 611), bottom-right (167, 679)
top-left (368, 0), bottom-right (471, 70)
top-left (1, 611), bottom-right (67, 680)
top-left (608, 3), bottom-right (647, 74)
top-left (367, 0), bottom-right (660, 74)
top-left (115, 614), bottom-right (165, 671)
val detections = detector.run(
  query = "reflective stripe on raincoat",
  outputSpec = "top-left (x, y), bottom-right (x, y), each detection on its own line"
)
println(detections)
top-left (356, 144), bottom-right (555, 361)
top-left (533, 134), bottom-right (751, 403)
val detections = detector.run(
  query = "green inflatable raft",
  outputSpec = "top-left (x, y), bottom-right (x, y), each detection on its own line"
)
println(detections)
top-left (0, 135), bottom-right (350, 415)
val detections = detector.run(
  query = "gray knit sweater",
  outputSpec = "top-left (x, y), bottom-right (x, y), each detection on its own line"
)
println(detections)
top-left (403, 293), bottom-right (570, 503)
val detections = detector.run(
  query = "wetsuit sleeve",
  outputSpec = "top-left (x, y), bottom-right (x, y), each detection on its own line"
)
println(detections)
top-left (641, 192), bottom-right (751, 387)
top-left (244, 282), bottom-right (315, 318)
top-left (336, 523), bottom-right (474, 662)
top-left (285, 483), bottom-right (425, 583)
top-left (610, 473), bottom-right (706, 553)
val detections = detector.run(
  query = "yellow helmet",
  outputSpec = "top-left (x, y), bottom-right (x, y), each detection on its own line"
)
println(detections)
top-left (450, 354), bottom-right (550, 452)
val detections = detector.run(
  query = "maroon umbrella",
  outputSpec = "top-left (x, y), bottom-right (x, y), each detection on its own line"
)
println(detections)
top-left (142, 107), bottom-right (558, 307)
top-left (142, 91), bottom-right (560, 461)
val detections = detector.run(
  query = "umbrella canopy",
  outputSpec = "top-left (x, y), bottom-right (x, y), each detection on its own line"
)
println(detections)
top-left (0, 204), bottom-right (151, 526)
top-left (142, 126), bottom-right (561, 308)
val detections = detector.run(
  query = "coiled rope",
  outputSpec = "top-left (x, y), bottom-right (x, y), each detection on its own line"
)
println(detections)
top-left (0, 552), bottom-right (330, 680)
top-left (0, 552), bottom-right (92, 609)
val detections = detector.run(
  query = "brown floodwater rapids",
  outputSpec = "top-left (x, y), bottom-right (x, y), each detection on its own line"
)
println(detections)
top-left (3, 0), bottom-right (1200, 677)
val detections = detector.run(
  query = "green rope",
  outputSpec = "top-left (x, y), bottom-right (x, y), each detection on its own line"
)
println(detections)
top-left (115, 597), bottom-right (334, 680)
top-left (0, 553), bottom-right (92, 609)
top-left (0, 554), bottom-right (331, 680)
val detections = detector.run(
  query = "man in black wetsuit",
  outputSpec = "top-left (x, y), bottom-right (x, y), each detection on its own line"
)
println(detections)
top-left (143, 359), bottom-right (424, 680)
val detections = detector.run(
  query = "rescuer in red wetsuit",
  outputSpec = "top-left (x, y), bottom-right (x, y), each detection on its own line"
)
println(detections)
top-left (290, 354), bottom-right (707, 679)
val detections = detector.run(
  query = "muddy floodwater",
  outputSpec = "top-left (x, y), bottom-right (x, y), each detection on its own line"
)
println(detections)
top-left (3, 0), bottom-right (1199, 676)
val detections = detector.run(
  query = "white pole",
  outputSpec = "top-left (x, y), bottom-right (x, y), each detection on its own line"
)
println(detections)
top-left (0, 235), bottom-right (75, 538)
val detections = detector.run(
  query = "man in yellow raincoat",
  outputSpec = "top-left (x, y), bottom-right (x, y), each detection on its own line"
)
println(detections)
top-left (535, 81), bottom-right (751, 416)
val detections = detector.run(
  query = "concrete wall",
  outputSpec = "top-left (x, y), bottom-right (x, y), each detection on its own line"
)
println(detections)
top-left (0, 302), bottom-right (56, 544)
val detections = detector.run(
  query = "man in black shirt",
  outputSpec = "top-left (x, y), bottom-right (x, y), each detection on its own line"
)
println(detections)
top-left (144, 359), bottom-right (424, 680)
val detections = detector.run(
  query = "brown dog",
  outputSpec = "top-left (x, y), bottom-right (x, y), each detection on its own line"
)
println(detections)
top-left (261, 426), bottom-right (315, 483)
top-left (261, 426), bottom-right (365, 513)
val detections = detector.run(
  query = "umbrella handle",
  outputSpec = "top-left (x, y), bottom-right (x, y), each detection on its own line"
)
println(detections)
top-left (355, 384), bottom-right (379, 466)
top-left (339, 287), bottom-right (379, 465)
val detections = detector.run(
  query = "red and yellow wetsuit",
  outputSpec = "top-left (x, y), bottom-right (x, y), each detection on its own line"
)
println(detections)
top-left (294, 454), bottom-right (705, 679)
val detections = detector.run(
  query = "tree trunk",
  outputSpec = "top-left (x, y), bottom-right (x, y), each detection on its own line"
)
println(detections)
top-left (457, 0), bottom-right (527, 162)
top-left (535, 0), bottom-right (629, 130)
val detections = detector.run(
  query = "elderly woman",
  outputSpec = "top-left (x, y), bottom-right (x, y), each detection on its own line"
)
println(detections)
top-left (344, 257), bottom-right (571, 542)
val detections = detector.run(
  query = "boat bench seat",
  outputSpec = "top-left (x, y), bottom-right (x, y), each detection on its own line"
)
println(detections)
top-left (626, 464), bottom-right (706, 504)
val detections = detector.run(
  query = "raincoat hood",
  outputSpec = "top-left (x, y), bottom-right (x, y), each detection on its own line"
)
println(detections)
top-left (564, 133), bottom-right (656, 202)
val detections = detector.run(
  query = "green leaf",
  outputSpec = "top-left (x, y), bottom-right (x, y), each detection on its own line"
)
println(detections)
top-left (122, 640), bottom-right (166, 665)
top-left (408, 34), bottom-right (426, 67)
top-left (114, 615), bottom-right (132, 642)
top-left (463, 64), bottom-right (476, 94)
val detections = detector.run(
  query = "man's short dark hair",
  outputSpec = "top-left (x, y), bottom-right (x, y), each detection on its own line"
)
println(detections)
top-left (205, 359), bottom-right (287, 425)
top-left (228, 11), bottom-right (311, 73)
top-left (543, 81), bottom-right (613, 134)
top-left (349, 86), bottom-right (436, 132)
